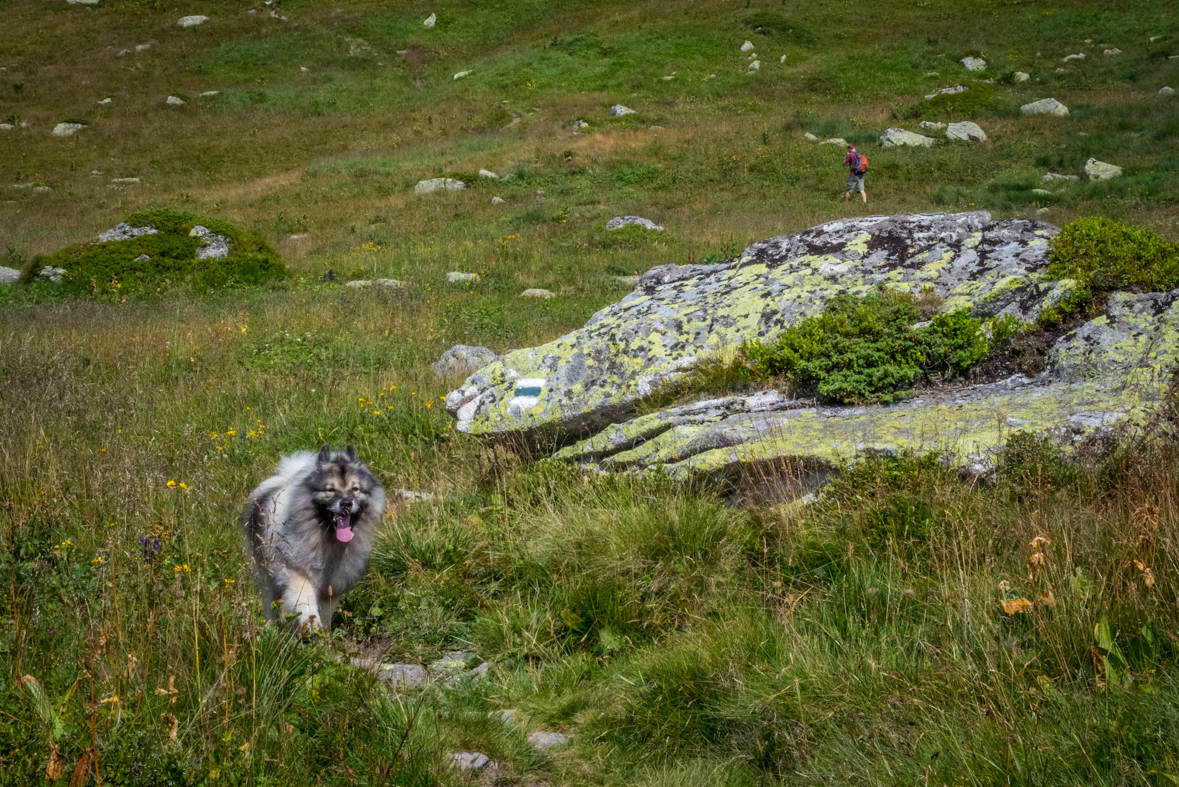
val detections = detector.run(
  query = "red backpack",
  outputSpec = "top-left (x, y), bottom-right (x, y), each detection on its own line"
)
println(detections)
top-left (856, 152), bottom-right (869, 174)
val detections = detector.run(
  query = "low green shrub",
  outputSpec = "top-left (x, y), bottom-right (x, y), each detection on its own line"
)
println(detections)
top-left (743, 290), bottom-right (988, 404)
top-left (25, 209), bottom-right (288, 297)
top-left (896, 81), bottom-right (994, 120)
top-left (1046, 216), bottom-right (1179, 294)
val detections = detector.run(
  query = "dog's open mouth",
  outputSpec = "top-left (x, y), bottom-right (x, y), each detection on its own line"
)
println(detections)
top-left (333, 512), bottom-right (354, 543)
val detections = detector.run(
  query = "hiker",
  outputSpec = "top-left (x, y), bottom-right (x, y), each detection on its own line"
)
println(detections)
top-left (842, 144), bottom-right (867, 203)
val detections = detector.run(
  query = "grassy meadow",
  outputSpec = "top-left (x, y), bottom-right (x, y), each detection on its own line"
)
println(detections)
top-left (2, 0), bottom-right (1179, 784)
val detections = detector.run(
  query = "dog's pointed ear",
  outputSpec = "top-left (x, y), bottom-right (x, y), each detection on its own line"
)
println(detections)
top-left (345, 444), bottom-right (357, 461)
top-left (318, 444), bottom-right (332, 462)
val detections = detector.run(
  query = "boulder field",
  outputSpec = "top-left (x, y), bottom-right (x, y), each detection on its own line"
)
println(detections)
top-left (445, 212), bottom-right (1177, 480)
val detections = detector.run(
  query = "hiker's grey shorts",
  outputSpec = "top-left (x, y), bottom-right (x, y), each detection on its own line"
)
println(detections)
top-left (846, 173), bottom-right (865, 192)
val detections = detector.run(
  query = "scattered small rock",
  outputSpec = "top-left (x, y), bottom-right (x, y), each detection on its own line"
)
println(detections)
top-left (0, 267), bottom-right (20, 285)
top-left (200, 91), bottom-right (220, 97)
top-left (135, 42), bottom-right (154, 52)
top-left (610, 104), bottom-right (635, 116)
top-left (1150, 35), bottom-right (1164, 43)
top-left (110, 177), bottom-right (140, 184)
top-left (1042, 173), bottom-right (1079, 182)
top-left (67, 0), bottom-right (101, 5)
top-left (803, 132), bottom-right (819, 141)
top-left (288, 233), bottom-right (307, 240)
top-left (1161, 86), bottom-right (1175, 95)
top-left (748, 60), bottom-right (760, 71)
top-left (661, 74), bottom-right (675, 81)
top-left (925, 84), bottom-right (968, 100)
top-left (392, 489), bottom-right (434, 503)
top-left (450, 753), bottom-right (491, 772)
top-left (191, 226), bottom-right (229, 259)
top-left (414, 177), bottom-right (464, 194)
top-left (37, 266), bottom-right (67, 283)
top-left (177, 15), bottom-right (208, 27)
top-left (606, 216), bottom-right (664, 231)
top-left (478, 169), bottom-right (498, 179)
top-left (520, 289), bottom-right (555, 299)
top-left (919, 121), bottom-right (946, 131)
top-left (573, 119), bottom-right (590, 129)
top-left (347, 279), bottom-right (410, 288)
top-left (819, 137), bottom-right (848, 146)
top-left (374, 663), bottom-right (429, 687)
top-left (1103, 48), bottom-right (1122, 56)
top-left (97, 98), bottom-right (112, 105)
top-left (960, 56), bottom-right (987, 71)
top-left (32, 186), bottom-right (52, 194)
top-left (945, 121), bottom-right (987, 142)
top-left (1062, 53), bottom-right (1085, 62)
top-left (741, 41), bottom-right (754, 52)
top-left (0, 124), bottom-right (15, 131)
top-left (779, 54), bottom-right (787, 63)
top-left (1021, 98), bottom-right (1069, 116)
top-left (491, 196), bottom-right (505, 204)
top-left (133, 253), bottom-right (151, 262)
top-left (446, 272), bottom-right (479, 284)
top-left (879, 128), bottom-right (936, 148)
top-left (453, 70), bottom-right (471, 80)
top-left (100, 223), bottom-right (158, 242)
top-left (528, 732), bottom-right (570, 751)
top-left (423, 13), bottom-right (436, 28)
top-left (1013, 72), bottom-right (1030, 83)
top-left (52, 122), bottom-right (87, 137)
top-left (1084, 158), bottom-right (1122, 181)
top-left (166, 95), bottom-right (186, 106)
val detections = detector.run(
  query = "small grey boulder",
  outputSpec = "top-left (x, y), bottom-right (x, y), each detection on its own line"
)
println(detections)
top-left (960, 56), bottom-right (987, 71)
top-left (520, 288), bottom-right (555, 299)
top-left (52, 122), bottom-right (87, 137)
top-left (450, 753), bottom-right (491, 772)
top-left (880, 128), bottom-right (936, 148)
top-left (610, 105), bottom-right (635, 116)
top-left (177, 15), bottom-right (208, 27)
top-left (945, 121), bottom-right (987, 142)
top-left (37, 266), bottom-right (67, 283)
top-left (432, 344), bottom-right (498, 379)
top-left (606, 216), bottom-right (664, 231)
top-left (100, 223), bottom-right (158, 243)
top-left (414, 177), bottom-right (464, 194)
top-left (0, 266), bottom-right (19, 285)
top-left (528, 732), bottom-right (570, 750)
top-left (1021, 98), bottom-right (1069, 116)
top-left (1084, 158), bottom-right (1122, 181)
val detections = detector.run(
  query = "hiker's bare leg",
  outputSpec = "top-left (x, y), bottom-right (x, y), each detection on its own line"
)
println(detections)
top-left (860, 190), bottom-right (867, 203)
top-left (841, 191), bottom-right (851, 201)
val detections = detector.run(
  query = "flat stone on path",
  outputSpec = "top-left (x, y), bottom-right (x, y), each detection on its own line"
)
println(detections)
top-left (177, 15), bottom-right (208, 27)
top-left (1021, 98), bottom-right (1069, 116)
top-left (1084, 158), bottom-right (1122, 181)
top-left (880, 128), bottom-right (936, 147)
top-left (528, 732), bottom-right (570, 750)
top-left (606, 216), bottom-right (664, 231)
top-left (375, 663), bottom-right (429, 687)
top-left (945, 121), bottom-right (987, 142)
top-left (521, 288), bottom-right (555, 299)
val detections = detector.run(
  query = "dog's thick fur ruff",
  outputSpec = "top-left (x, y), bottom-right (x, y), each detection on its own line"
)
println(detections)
top-left (242, 445), bottom-right (386, 632)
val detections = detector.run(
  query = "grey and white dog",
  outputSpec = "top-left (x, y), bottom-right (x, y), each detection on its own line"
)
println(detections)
top-left (242, 445), bottom-right (386, 632)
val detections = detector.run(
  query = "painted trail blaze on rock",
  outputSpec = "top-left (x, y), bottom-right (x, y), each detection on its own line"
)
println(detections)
top-left (446, 212), bottom-right (1066, 440)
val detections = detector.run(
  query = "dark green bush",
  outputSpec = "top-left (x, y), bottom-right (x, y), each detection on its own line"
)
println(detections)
top-left (743, 290), bottom-right (989, 404)
top-left (1046, 217), bottom-right (1179, 294)
top-left (27, 209), bottom-right (288, 297)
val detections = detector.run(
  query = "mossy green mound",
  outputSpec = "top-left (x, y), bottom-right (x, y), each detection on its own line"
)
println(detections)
top-left (1047, 217), bottom-right (1179, 295)
top-left (28, 209), bottom-right (288, 297)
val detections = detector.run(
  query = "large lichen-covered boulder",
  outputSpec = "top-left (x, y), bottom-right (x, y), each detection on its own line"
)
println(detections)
top-left (553, 286), bottom-right (1179, 478)
top-left (446, 212), bottom-right (1068, 439)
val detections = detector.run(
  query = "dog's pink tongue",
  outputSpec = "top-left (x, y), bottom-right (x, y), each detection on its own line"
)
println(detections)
top-left (336, 526), bottom-right (355, 543)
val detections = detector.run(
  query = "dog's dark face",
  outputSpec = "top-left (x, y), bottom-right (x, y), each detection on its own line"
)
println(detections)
top-left (305, 444), bottom-right (380, 544)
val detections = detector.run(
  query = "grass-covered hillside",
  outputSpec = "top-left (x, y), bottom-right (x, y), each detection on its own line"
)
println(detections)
top-left (2, 0), bottom-right (1179, 784)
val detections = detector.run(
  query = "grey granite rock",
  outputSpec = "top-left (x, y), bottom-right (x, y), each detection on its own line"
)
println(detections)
top-left (100, 223), bottom-right (158, 243)
top-left (433, 345), bottom-right (499, 379)
top-left (606, 216), bottom-right (664, 231)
